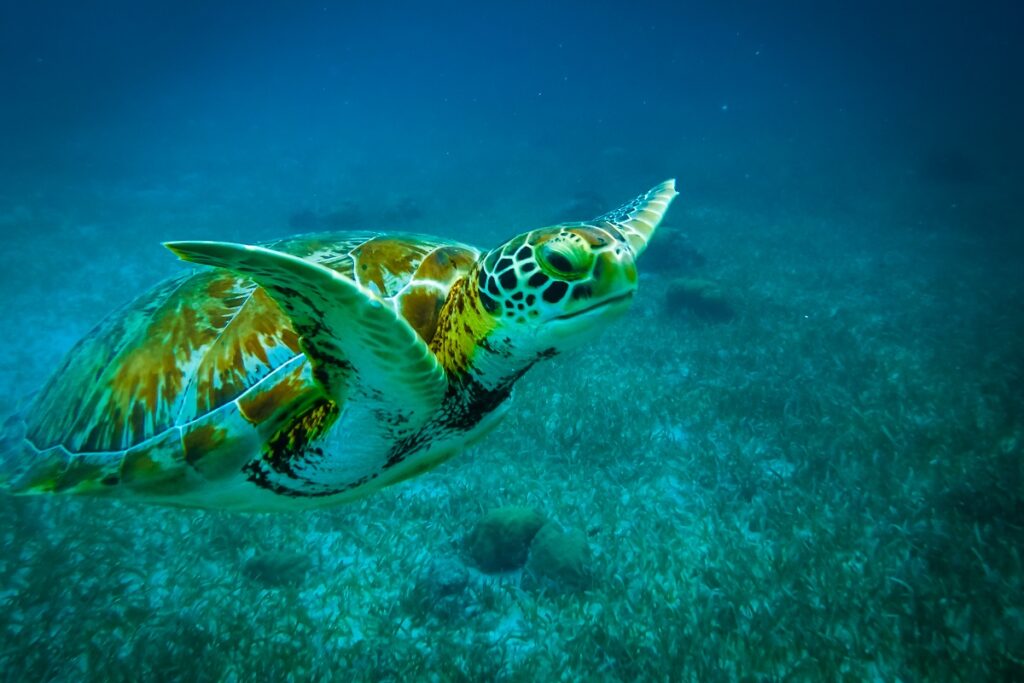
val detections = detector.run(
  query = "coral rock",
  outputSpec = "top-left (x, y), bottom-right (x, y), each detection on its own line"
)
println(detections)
top-left (643, 227), bottom-right (706, 274)
top-left (525, 525), bottom-right (593, 589)
top-left (665, 277), bottom-right (735, 321)
top-left (466, 506), bottom-right (547, 573)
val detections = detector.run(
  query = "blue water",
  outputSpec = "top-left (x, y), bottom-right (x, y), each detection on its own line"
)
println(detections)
top-left (1, 1), bottom-right (1022, 680)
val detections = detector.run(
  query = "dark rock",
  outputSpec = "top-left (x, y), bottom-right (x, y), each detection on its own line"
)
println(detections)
top-left (665, 278), bottom-right (735, 322)
top-left (242, 551), bottom-right (312, 587)
top-left (525, 524), bottom-right (593, 590)
top-left (643, 227), bottom-right (706, 274)
top-left (466, 506), bottom-right (547, 573)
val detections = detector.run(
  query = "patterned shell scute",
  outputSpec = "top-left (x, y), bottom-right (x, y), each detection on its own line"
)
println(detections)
top-left (25, 231), bottom-right (479, 456)
top-left (28, 271), bottom-right (300, 453)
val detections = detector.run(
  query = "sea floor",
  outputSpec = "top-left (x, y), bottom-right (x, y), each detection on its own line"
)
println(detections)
top-left (0, 171), bottom-right (1021, 681)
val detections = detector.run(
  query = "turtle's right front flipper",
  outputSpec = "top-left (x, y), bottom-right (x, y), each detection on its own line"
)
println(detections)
top-left (164, 242), bottom-right (449, 429)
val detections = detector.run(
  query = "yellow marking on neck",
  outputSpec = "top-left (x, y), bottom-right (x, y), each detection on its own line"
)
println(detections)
top-left (429, 275), bottom-right (499, 377)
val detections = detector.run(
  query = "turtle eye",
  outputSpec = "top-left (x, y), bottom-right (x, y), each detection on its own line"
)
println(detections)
top-left (538, 241), bottom-right (592, 280)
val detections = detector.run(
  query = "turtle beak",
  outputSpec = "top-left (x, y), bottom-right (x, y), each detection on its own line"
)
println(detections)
top-left (597, 179), bottom-right (679, 257)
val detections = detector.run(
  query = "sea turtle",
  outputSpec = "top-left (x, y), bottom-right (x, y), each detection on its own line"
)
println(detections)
top-left (0, 180), bottom-right (678, 511)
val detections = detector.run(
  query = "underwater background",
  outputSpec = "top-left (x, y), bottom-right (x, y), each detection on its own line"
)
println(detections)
top-left (1, 0), bottom-right (1022, 680)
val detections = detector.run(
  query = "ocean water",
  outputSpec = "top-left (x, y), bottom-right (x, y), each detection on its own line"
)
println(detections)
top-left (1, 0), bottom-right (1022, 680)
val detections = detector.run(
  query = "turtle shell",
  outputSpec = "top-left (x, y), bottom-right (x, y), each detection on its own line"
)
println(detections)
top-left (16, 231), bottom-right (478, 496)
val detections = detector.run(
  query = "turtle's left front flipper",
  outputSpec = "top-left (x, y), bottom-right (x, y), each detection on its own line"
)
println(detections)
top-left (164, 241), bottom-right (448, 428)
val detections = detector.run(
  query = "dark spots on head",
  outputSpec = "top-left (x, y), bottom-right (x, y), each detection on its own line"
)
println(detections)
top-left (516, 245), bottom-right (532, 261)
top-left (480, 292), bottom-right (499, 313)
top-left (496, 257), bottom-right (514, 272)
top-left (572, 227), bottom-right (611, 247)
top-left (504, 300), bottom-right (514, 309)
top-left (592, 257), bottom-right (604, 280)
top-left (511, 291), bottom-right (524, 301)
top-left (525, 294), bottom-right (536, 305)
top-left (477, 270), bottom-right (487, 289)
top-left (543, 281), bottom-right (569, 303)
top-left (487, 277), bottom-right (501, 297)
top-left (572, 283), bottom-right (592, 301)
top-left (528, 272), bottom-right (549, 288)
top-left (101, 475), bottom-right (120, 486)
top-left (521, 262), bottom-right (536, 273)
top-left (484, 251), bottom-right (500, 271)
top-left (499, 270), bottom-right (517, 290)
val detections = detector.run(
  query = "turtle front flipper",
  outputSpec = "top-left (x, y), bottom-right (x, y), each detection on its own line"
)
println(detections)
top-left (164, 241), bottom-right (448, 427)
top-left (595, 178), bottom-right (678, 256)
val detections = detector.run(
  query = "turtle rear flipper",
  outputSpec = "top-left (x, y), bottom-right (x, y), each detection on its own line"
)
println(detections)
top-left (165, 241), bottom-right (449, 430)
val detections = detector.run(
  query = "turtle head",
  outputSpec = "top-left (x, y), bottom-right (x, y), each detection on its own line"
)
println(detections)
top-left (475, 225), bottom-right (639, 350)
top-left (432, 180), bottom-right (677, 389)
top-left (474, 179), bottom-right (679, 355)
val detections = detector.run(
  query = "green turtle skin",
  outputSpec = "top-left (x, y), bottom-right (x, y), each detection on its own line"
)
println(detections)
top-left (0, 181), bottom-right (678, 511)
